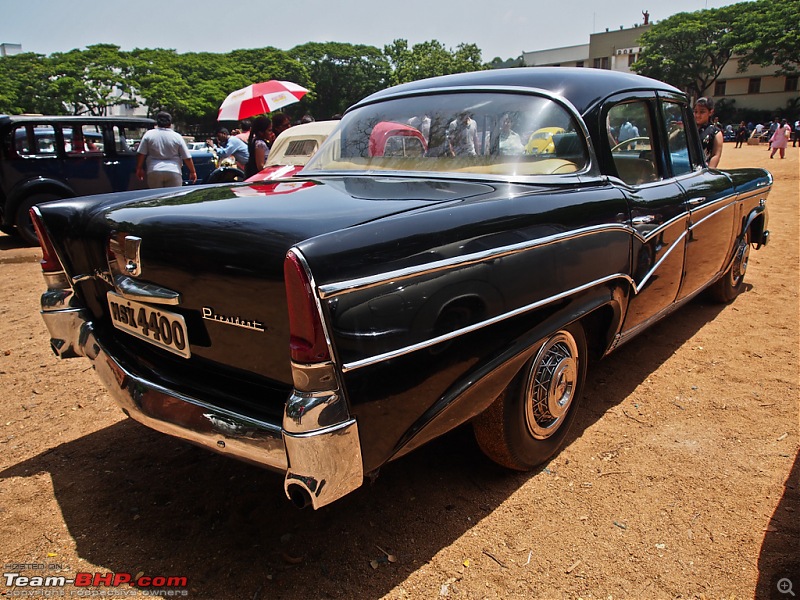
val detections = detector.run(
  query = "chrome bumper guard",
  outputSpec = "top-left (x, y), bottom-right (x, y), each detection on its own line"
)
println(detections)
top-left (40, 304), bottom-right (363, 510)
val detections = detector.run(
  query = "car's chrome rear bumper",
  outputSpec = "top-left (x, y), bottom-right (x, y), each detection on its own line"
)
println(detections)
top-left (40, 305), bottom-right (363, 509)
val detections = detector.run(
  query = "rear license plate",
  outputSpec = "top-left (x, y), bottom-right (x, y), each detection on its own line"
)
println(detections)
top-left (107, 292), bottom-right (191, 358)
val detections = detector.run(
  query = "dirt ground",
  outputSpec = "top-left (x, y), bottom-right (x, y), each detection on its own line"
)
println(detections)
top-left (0, 143), bottom-right (797, 600)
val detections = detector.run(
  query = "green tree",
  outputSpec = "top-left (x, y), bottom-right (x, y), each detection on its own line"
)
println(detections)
top-left (290, 42), bottom-right (389, 119)
top-left (49, 44), bottom-right (137, 115)
top-left (384, 39), bottom-right (487, 86)
top-left (729, 0), bottom-right (799, 75)
top-left (0, 53), bottom-right (62, 114)
top-left (227, 48), bottom-right (310, 90)
top-left (129, 48), bottom-right (192, 119)
top-left (635, 0), bottom-right (800, 98)
top-left (633, 7), bottom-right (737, 99)
top-left (488, 56), bottom-right (524, 69)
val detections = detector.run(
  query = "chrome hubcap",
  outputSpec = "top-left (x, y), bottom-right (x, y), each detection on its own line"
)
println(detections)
top-left (525, 331), bottom-right (580, 440)
top-left (732, 238), bottom-right (750, 284)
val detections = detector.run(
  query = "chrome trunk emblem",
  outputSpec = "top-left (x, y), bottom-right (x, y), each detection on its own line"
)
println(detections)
top-left (202, 307), bottom-right (266, 332)
top-left (123, 235), bottom-right (142, 276)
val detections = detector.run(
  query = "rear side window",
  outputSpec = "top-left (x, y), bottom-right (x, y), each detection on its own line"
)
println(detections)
top-left (14, 125), bottom-right (59, 156)
top-left (112, 125), bottom-right (149, 154)
top-left (64, 124), bottom-right (105, 155)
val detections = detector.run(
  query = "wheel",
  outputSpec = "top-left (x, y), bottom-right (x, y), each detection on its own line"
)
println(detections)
top-left (709, 232), bottom-right (750, 303)
top-left (473, 323), bottom-right (587, 470)
top-left (14, 193), bottom-right (62, 246)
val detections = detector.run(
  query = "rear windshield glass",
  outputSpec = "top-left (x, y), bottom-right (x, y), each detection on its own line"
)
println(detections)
top-left (304, 92), bottom-right (588, 177)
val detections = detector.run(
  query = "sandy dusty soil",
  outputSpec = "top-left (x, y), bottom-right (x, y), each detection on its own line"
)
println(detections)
top-left (0, 143), bottom-right (797, 600)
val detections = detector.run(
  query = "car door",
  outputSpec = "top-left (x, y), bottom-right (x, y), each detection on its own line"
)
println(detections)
top-left (602, 96), bottom-right (689, 336)
top-left (659, 97), bottom-right (736, 301)
top-left (60, 122), bottom-right (114, 196)
top-left (102, 123), bottom-right (151, 192)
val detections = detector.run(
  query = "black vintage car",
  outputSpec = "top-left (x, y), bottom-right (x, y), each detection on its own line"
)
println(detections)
top-left (33, 68), bottom-right (771, 509)
top-left (0, 115), bottom-right (155, 244)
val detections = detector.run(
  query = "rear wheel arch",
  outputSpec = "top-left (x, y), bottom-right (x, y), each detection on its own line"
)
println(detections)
top-left (581, 302), bottom-right (623, 360)
top-left (432, 294), bottom-right (488, 334)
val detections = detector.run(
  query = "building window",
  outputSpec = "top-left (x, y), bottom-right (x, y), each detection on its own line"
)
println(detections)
top-left (628, 53), bottom-right (636, 67)
top-left (714, 80), bottom-right (726, 96)
top-left (576, 61), bottom-right (584, 68)
top-left (748, 78), bottom-right (761, 94)
top-left (785, 76), bottom-right (798, 92)
top-left (593, 58), bottom-right (601, 69)
top-left (601, 57), bottom-right (610, 69)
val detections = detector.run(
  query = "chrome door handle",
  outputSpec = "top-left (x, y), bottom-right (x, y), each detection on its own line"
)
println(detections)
top-left (632, 215), bottom-right (655, 225)
top-left (685, 196), bottom-right (706, 206)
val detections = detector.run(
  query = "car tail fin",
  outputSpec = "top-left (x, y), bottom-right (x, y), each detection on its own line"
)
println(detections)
top-left (284, 249), bottom-right (330, 364)
top-left (29, 206), bottom-right (63, 274)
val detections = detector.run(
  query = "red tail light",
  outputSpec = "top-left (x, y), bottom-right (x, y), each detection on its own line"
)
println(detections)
top-left (29, 207), bottom-right (62, 273)
top-left (284, 250), bottom-right (330, 363)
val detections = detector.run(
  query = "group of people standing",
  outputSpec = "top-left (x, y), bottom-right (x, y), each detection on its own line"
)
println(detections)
top-left (135, 111), bottom-right (299, 188)
top-left (206, 113), bottom-right (293, 178)
top-left (732, 116), bottom-right (795, 158)
top-left (696, 97), bottom-right (797, 165)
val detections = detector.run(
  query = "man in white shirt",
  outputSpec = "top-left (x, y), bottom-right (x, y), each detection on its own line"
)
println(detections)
top-left (447, 112), bottom-right (479, 156)
top-left (136, 112), bottom-right (196, 188)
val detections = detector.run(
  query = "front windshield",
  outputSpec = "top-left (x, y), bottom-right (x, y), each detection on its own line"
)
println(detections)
top-left (304, 92), bottom-right (588, 178)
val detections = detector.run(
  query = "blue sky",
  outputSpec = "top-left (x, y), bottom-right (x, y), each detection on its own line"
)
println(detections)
top-left (2, 0), bottom-right (749, 62)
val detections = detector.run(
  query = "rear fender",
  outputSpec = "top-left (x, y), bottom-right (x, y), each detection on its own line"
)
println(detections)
top-left (389, 280), bottom-right (628, 461)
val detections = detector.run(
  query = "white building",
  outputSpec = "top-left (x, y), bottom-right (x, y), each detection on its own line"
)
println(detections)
top-left (522, 22), bottom-right (798, 113)
top-left (1, 43), bottom-right (23, 57)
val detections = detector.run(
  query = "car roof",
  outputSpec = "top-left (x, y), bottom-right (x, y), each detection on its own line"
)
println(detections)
top-left (280, 120), bottom-right (339, 138)
top-left (352, 67), bottom-right (684, 116)
top-left (0, 115), bottom-right (155, 127)
top-left (266, 120), bottom-right (338, 166)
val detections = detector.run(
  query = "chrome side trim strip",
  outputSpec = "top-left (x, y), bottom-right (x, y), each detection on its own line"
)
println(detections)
top-left (688, 197), bottom-right (736, 228)
top-left (318, 223), bottom-right (632, 300)
top-left (341, 272), bottom-right (635, 372)
top-left (615, 281), bottom-right (708, 347)
top-left (635, 211), bottom-right (687, 243)
top-left (690, 203), bottom-right (733, 228)
top-left (635, 229), bottom-right (689, 291)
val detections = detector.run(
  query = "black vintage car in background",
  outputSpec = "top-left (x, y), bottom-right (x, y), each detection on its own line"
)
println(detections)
top-left (32, 68), bottom-right (771, 509)
top-left (0, 115), bottom-right (154, 244)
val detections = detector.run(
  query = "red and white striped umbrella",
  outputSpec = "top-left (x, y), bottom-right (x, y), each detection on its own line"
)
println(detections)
top-left (217, 80), bottom-right (309, 121)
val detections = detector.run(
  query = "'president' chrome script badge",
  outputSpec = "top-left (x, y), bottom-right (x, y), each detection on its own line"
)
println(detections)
top-left (202, 307), bottom-right (265, 332)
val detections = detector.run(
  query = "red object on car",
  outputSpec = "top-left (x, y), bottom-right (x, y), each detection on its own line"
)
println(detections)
top-left (368, 121), bottom-right (428, 157)
top-left (245, 120), bottom-right (337, 182)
